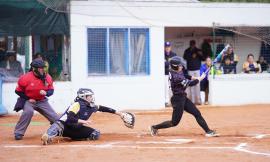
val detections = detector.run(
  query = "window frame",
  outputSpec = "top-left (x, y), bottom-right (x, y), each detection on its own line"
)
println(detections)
top-left (87, 27), bottom-right (150, 76)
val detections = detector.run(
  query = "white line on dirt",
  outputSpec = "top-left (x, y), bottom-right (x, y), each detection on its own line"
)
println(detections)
top-left (3, 144), bottom-right (233, 150)
top-left (3, 138), bottom-right (270, 158)
top-left (252, 134), bottom-right (270, 139)
top-left (234, 143), bottom-right (270, 157)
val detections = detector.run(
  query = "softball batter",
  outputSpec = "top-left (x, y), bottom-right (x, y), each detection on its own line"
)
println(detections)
top-left (150, 56), bottom-right (219, 137)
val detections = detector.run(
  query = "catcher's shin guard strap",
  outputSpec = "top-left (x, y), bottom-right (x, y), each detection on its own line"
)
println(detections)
top-left (47, 121), bottom-right (64, 138)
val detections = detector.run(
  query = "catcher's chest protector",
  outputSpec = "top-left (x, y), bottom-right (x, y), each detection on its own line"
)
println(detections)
top-left (77, 101), bottom-right (97, 120)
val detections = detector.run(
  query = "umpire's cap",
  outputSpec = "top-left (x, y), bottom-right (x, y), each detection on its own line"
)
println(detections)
top-left (30, 59), bottom-right (46, 68)
top-left (170, 56), bottom-right (184, 67)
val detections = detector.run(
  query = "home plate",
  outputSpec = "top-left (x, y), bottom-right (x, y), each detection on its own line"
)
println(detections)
top-left (165, 139), bottom-right (194, 144)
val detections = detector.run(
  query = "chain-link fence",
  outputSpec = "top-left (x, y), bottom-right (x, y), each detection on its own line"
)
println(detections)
top-left (211, 25), bottom-right (270, 75)
top-left (166, 26), bottom-right (270, 75)
top-left (0, 35), bottom-right (70, 82)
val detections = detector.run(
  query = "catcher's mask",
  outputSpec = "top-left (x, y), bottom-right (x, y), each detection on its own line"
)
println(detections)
top-left (77, 88), bottom-right (95, 105)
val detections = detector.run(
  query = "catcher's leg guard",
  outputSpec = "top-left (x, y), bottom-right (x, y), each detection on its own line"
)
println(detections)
top-left (87, 129), bottom-right (100, 141)
top-left (42, 121), bottom-right (64, 145)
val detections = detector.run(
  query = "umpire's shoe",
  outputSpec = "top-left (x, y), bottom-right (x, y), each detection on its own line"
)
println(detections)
top-left (14, 134), bottom-right (23, 140)
top-left (149, 126), bottom-right (158, 136)
top-left (205, 130), bottom-right (219, 137)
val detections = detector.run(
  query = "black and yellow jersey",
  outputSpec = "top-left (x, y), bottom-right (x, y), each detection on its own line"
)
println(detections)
top-left (59, 98), bottom-right (116, 128)
top-left (59, 98), bottom-right (98, 125)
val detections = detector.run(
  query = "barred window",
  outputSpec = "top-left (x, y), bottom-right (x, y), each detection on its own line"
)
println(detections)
top-left (87, 28), bottom-right (150, 76)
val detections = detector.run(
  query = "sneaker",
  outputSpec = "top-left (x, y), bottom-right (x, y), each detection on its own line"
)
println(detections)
top-left (14, 134), bottom-right (23, 140)
top-left (205, 130), bottom-right (219, 137)
top-left (149, 126), bottom-right (158, 136)
top-left (41, 133), bottom-right (51, 145)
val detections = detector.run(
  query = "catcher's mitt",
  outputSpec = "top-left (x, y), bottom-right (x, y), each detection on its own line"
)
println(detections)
top-left (121, 112), bottom-right (135, 129)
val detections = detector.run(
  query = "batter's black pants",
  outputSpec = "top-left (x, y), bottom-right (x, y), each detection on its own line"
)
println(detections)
top-left (153, 95), bottom-right (211, 133)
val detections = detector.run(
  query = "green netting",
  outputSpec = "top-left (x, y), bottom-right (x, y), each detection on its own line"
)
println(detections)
top-left (0, 0), bottom-right (69, 36)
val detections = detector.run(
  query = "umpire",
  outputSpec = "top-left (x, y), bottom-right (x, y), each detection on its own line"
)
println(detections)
top-left (14, 59), bottom-right (59, 140)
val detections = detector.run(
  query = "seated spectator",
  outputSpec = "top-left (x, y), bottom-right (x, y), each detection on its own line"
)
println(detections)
top-left (243, 54), bottom-right (261, 73)
top-left (0, 48), bottom-right (6, 62)
top-left (0, 51), bottom-right (23, 78)
top-left (257, 56), bottom-right (269, 72)
top-left (221, 58), bottom-right (235, 74)
top-left (220, 46), bottom-right (238, 74)
top-left (200, 57), bottom-right (212, 105)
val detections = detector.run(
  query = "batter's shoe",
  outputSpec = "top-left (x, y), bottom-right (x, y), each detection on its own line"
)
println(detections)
top-left (205, 130), bottom-right (219, 137)
top-left (41, 133), bottom-right (52, 145)
top-left (149, 126), bottom-right (158, 136)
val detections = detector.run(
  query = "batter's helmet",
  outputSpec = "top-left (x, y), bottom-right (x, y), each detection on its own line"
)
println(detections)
top-left (170, 56), bottom-right (184, 66)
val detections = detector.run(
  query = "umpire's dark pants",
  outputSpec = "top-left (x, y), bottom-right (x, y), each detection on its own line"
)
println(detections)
top-left (153, 95), bottom-right (210, 132)
top-left (14, 98), bottom-right (59, 136)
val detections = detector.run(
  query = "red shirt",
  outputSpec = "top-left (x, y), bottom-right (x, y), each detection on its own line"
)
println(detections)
top-left (16, 71), bottom-right (54, 100)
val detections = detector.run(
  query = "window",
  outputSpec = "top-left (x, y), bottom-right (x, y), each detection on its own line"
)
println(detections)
top-left (87, 28), bottom-right (150, 76)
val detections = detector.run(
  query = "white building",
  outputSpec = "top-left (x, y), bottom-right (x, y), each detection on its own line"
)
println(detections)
top-left (3, 0), bottom-right (270, 113)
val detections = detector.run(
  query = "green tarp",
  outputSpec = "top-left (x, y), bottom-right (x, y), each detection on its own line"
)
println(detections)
top-left (0, 0), bottom-right (69, 36)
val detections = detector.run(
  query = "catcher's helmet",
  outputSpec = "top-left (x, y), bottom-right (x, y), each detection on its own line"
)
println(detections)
top-left (77, 88), bottom-right (95, 104)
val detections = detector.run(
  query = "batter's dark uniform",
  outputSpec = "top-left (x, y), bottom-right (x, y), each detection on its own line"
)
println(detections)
top-left (54, 98), bottom-right (116, 140)
top-left (152, 69), bottom-right (212, 133)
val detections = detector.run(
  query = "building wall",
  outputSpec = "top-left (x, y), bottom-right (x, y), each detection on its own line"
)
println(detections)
top-left (70, 1), bottom-right (270, 27)
top-left (209, 74), bottom-right (270, 105)
top-left (3, 1), bottom-right (270, 114)
top-left (71, 22), bottom-right (166, 109)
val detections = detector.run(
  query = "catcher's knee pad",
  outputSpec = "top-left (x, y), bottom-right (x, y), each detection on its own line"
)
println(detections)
top-left (88, 130), bottom-right (100, 140)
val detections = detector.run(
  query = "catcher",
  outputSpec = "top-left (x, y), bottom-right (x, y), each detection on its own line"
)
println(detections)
top-left (41, 88), bottom-right (135, 145)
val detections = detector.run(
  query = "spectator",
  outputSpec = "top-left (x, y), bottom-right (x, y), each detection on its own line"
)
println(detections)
top-left (164, 41), bottom-right (177, 107)
top-left (0, 48), bottom-right (6, 62)
top-left (183, 40), bottom-right (203, 105)
top-left (13, 59), bottom-right (59, 140)
top-left (221, 58), bottom-right (235, 74)
top-left (243, 54), bottom-right (261, 73)
top-left (257, 56), bottom-right (269, 72)
top-left (200, 57), bottom-right (212, 105)
top-left (34, 53), bottom-right (49, 74)
top-left (201, 39), bottom-right (213, 60)
top-left (0, 51), bottom-right (23, 77)
top-left (220, 46), bottom-right (238, 74)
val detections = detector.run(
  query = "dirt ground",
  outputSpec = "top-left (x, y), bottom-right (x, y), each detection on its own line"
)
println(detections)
top-left (0, 104), bottom-right (270, 162)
